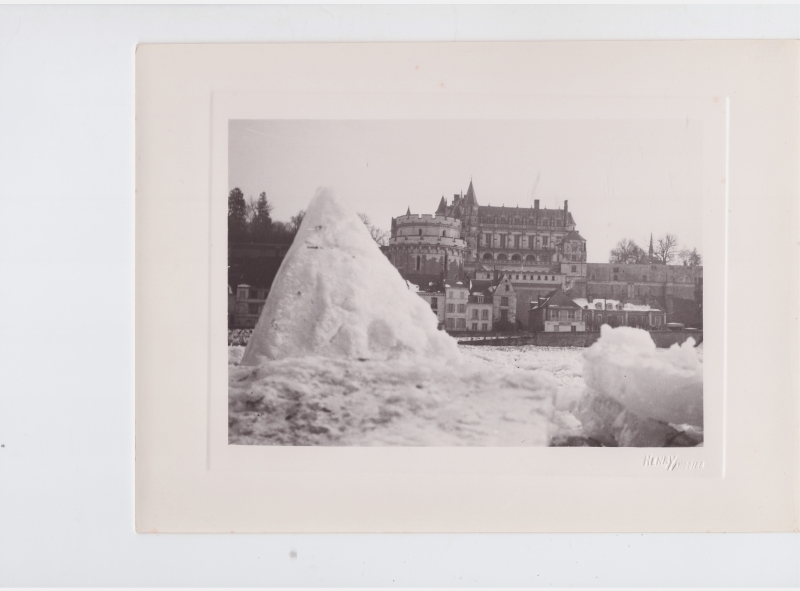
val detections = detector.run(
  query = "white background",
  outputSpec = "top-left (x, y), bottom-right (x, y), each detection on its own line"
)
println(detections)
top-left (1, 4), bottom-right (798, 586)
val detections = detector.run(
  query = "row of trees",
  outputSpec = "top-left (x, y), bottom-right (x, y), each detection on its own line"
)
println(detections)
top-left (228, 188), bottom-right (388, 246)
top-left (609, 234), bottom-right (702, 266)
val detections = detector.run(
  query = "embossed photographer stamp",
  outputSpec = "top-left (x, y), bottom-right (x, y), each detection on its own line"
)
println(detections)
top-left (643, 454), bottom-right (705, 471)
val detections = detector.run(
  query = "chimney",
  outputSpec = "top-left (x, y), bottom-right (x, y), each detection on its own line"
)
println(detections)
top-left (534, 199), bottom-right (539, 210)
top-left (564, 200), bottom-right (569, 226)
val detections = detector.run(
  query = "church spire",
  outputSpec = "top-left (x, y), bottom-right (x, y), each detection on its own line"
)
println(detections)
top-left (648, 233), bottom-right (654, 260)
top-left (464, 178), bottom-right (479, 207)
top-left (406, 206), bottom-right (411, 216)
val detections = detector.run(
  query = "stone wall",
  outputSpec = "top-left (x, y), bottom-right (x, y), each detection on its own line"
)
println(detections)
top-left (460, 330), bottom-right (702, 349)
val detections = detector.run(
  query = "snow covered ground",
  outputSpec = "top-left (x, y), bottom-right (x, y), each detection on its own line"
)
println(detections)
top-left (229, 338), bottom-right (703, 447)
top-left (229, 344), bottom-right (582, 446)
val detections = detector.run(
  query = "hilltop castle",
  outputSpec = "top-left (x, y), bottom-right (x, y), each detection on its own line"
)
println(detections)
top-left (386, 180), bottom-right (703, 329)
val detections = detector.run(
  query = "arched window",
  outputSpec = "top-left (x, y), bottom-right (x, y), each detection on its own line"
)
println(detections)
top-left (525, 255), bottom-right (536, 262)
top-left (482, 253), bottom-right (493, 261)
top-left (442, 230), bottom-right (446, 237)
top-left (497, 254), bottom-right (507, 261)
top-left (511, 254), bottom-right (521, 261)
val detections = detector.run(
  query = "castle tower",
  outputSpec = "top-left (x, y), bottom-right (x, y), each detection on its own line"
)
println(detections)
top-left (386, 207), bottom-right (466, 282)
top-left (461, 179), bottom-right (481, 262)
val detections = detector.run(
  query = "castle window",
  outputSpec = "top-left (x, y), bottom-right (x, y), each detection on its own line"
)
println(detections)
top-left (442, 231), bottom-right (446, 237)
top-left (482, 253), bottom-right (493, 261)
top-left (415, 255), bottom-right (421, 271)
top-left (501, 297), bottom-right (509, 306)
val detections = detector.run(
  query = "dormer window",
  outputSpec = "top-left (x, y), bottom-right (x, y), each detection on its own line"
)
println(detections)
top-left (595, 302), bottom-right (603, 309)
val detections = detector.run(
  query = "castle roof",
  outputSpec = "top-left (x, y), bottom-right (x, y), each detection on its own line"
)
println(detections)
top-left (478, 206), bottom-right (575, 225)
top-left (564, 230), bottom-right (586, 241)
top-left (435, 196), bottom-right (447, 215)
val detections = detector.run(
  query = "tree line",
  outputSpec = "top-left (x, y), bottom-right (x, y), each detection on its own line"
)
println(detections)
top-left (609, 234), bottom-right (702, 267)
top-left (228, 188), bottom-right (388, 246)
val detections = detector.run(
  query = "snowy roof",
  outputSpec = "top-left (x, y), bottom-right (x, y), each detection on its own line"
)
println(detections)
top-left (572, 298), bottom-right (662, 312)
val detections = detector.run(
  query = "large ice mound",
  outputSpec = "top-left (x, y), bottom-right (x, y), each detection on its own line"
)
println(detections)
top-left (241, 188), bottom-right (460, 365)
top-left (582, 325), bottom-right (703, 426)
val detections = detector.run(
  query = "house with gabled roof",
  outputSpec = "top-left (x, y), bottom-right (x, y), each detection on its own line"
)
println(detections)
top-left (529, 288), bottom-right (586, 332)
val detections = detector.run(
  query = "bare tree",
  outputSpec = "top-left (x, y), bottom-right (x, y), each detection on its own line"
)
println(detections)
top-left (679, 247), bottom-right (703, 267)
top-left (289, 209), bottom-right (305, 233)
top-left (609, 238), bottom-right (647, 264)
top-left (358, 212), bottom-right (390, 246)
top-left (654, 233), bottom-right (679, 264)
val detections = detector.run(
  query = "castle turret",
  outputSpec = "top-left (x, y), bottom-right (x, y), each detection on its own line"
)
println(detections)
top-left (435, 196), bottom-right (447, 215)
top-left (386, 209), bottom-right (466, 281)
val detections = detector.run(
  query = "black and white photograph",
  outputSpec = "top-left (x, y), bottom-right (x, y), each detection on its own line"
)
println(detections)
top-left (227, 119), bottom-right (704, 447)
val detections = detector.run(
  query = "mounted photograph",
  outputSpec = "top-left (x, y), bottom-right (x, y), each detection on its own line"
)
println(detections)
top-left (226, 119), bottom-right (704, 448)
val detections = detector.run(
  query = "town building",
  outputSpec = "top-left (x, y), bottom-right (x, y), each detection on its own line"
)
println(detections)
top-left (572, 297), bottom-right (667, 331)
top-left (232, 284), bottom-right (269, 328)
top-left (529, 289), bottom-right (586, 332)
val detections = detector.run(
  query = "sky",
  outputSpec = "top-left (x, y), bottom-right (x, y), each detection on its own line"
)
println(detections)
top-left (229, 119), bottom-right (703, 263)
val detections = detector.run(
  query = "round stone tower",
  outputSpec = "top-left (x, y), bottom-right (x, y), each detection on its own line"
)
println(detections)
top-left (387, 208), bottom-right (466, 281)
